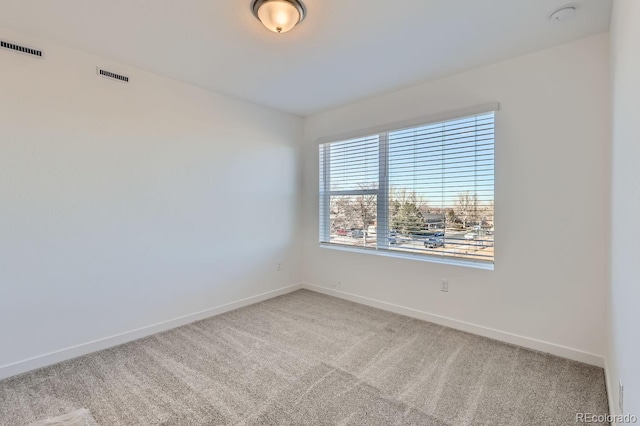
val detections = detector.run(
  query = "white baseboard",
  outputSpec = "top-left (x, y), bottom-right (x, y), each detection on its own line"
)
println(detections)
top-left (0, 283), bottom-right (303, 381)
top-left (2, 282), bottom-right (605, 382)
top-left (604, 357), bottom-right (619, 424)
top-left (301, 283), bottom-right (605, 368)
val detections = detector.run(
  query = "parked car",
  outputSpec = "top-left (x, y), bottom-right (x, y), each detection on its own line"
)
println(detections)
top-left (336, 229), bottom-right (348, 236)
top-left (425, 236), bottom-right (444, 248)
top-left (347, 229), bottom-right (365, 238)
top-left (464, 232), bottom-right (478, 240)
top-left (387, 231), bottom-right (399, 245)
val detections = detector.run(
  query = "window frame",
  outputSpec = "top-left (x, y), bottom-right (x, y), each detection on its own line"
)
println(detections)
top-left (318, 103), bottom-right (498, 269)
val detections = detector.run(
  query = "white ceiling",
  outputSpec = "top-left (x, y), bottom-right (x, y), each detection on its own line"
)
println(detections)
top-left (0, 0), bottom-right (611, 116)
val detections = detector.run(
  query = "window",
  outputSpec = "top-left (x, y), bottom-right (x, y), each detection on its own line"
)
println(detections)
top-left (319, 108), bottom-right (495, 266)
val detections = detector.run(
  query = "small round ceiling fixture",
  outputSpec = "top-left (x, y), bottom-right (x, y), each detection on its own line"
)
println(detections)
top-left (549, 7), bottom-right (576, 22)
top-left (251, 0), bottom-right (306, 34)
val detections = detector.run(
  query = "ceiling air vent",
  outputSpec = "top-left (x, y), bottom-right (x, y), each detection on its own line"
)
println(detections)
top-left (1, 40), bottom-right (43, 58)
top-left (97, 68), bottom-right (129, 83)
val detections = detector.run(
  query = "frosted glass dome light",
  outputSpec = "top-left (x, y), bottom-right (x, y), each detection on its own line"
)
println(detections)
top-left (251, 0), bottom-right (306, 34)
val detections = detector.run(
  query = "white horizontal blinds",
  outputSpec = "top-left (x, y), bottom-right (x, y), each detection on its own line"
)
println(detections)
top-left (319, 135), bottom-right (379, 248)
top-left (327, 136), bottom-right (379, 192)
top-left (387, 112), bottom-right (494, 262)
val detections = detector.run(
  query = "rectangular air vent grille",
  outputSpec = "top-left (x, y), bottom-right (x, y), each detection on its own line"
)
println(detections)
top-left (98, 68), bottom-right (129, 83)
top-left (1, 40), bottom-right (43, 57)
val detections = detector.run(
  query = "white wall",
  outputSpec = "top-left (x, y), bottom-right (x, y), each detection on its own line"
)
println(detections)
top-left (0, 24), bottom-right (615, 385)
top-left (0, 28), bottom-right (303, 376)
top-left (301, 34), bottom-right (610, 365)
top-left (609, 0), bottom-right (640, 419)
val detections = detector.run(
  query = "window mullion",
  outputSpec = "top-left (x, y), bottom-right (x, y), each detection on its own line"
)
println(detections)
top-left (377, 132), bottom-right (389, 249)
top-left (320, 144), bottom-right (331, 243)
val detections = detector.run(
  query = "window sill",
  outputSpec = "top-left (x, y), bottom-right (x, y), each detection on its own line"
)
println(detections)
top-left (319, 243), bottom-right (494, 271)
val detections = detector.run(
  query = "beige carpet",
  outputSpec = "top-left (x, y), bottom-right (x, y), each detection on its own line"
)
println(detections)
top-left (0, 289), bottom-right (609, 425)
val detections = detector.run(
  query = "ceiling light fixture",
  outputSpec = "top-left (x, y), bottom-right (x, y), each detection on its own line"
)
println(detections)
top-left (251, 0), bottom-right (306, 34)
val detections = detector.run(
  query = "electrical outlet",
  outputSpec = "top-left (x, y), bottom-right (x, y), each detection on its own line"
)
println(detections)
top-left (277, 263), bottom-right (282, 271)
top-left (441, 280), bottom-right (449, 292)
top-left (619, 380), bottom-right (624, 413)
